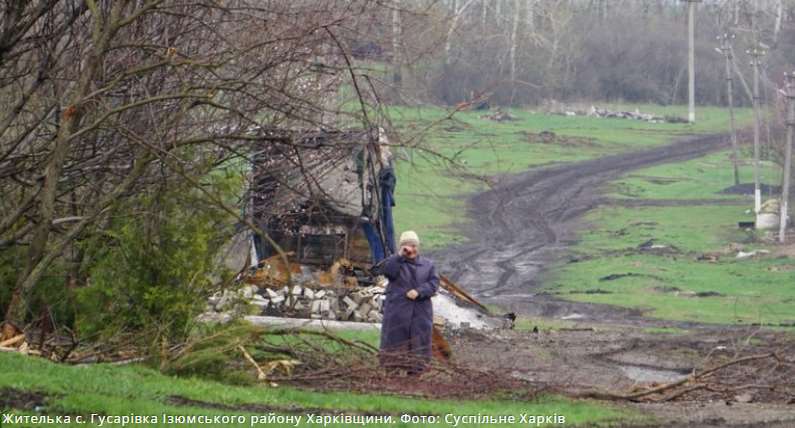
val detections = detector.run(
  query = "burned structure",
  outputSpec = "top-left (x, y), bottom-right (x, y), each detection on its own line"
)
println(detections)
top-left (248, 128), bottom-right (396, 268)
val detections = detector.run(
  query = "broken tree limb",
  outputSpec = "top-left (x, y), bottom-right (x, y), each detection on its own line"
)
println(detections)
top-left (0, 334), bottom-right (25, 348)
top-left (439, 275), bottom-right (491, 314)
top-left (653, 384), bottom-right (706, 402)
top-left (238, 344), bottom-right (268, 381)
top-left (572, 352), bottom-right (777, 402)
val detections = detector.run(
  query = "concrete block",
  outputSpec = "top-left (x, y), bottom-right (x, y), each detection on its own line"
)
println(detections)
top-left (357, 302), bottom-right (372, 316)
top-left (240, 286), bottom-right (254, 299)
top-left (342, 296), bottom-right (358, 310)
top-left (250, 299), bottom-right (269, 308)
top-left (351, 292), bottom-right (365, 304)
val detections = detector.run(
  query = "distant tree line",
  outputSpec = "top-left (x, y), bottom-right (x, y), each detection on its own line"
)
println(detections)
top-left (377, 0), bottom-right (795, 107)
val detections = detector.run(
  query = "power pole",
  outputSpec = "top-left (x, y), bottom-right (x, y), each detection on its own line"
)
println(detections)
top-left (748, 44), bottom-right (766, 214)
top-left (685, 0), bottom-right (701, 123)
top-left (780, 72), bottom-right (795, 243)
top-left (392, 1), bottom-right (402, 93)
top-left (717, 33), bottom-right (739, 185)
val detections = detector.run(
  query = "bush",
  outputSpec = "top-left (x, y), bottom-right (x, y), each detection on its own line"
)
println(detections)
top-left (75, 184), bottom-right (237, 350)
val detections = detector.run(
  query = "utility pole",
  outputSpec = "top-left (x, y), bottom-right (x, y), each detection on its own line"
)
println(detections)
top-left (748, 44), bottom-right (766, 214)
top-left (685, 0), bottom-right (701, 123)
top-left (391, 1), bottom-right (402, 93)
top-left (780, 72), bottom-right (795, 243)
top-left (717, 33), bottom-right (739, 185)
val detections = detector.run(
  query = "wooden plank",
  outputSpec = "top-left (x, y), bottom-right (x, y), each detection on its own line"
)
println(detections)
top-left (439, 275), bottom-right (491, 314)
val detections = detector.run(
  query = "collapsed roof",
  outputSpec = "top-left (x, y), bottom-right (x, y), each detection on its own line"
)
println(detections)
top-left (247, 127), bottom-right (395, 266)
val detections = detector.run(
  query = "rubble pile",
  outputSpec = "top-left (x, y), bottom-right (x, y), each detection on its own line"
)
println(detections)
top-left (203, 254), bottom-right (387, 323)
top-left (585, 105), bottom-right (668, 122)
top-left (480, 110), bottom-right (516, 122)
top-left (208, 283), bottom-right (385, 323)
top-left (539, 101), bottom-right (684, 123)
top-left (202, 253), bottom-right (509, 330)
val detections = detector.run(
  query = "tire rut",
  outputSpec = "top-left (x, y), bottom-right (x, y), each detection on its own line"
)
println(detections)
top-left (430, 133), bottom-right (732, 326)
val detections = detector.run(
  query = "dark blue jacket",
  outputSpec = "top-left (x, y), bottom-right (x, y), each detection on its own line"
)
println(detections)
top-left (379, 254), bottom-right (439, 370)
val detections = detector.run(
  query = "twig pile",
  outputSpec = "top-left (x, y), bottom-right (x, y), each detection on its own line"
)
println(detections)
top-left (574, 349), bottom-right (795, 404)
top-left (243, 328), bottom-right (541, 399)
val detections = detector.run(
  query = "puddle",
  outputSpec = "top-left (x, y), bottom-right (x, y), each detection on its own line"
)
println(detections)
top-left (619, 364), bottom-right (690, 383)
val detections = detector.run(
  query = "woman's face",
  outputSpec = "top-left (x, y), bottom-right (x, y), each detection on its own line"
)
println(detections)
top-left (401, 243), bottom-right (418, 259)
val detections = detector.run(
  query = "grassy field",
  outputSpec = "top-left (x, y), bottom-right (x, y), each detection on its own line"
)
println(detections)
top-left (548, 149), bottom-right (795, 325)
top-left (0, 351), bottom-right (646, 427)
top-left (389, 104), bottom-right (753, 249)
top-left (387, 103), bottom-right (795, 326)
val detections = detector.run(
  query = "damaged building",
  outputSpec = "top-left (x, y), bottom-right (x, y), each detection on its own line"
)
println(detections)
top-left (203, 126), bottom-right (509, 333)
top-left (247, 127), bottom-right (397, 268)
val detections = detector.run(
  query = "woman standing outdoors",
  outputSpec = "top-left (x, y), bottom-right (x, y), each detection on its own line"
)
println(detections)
top-left (378, 230), bottom-right (439, 375)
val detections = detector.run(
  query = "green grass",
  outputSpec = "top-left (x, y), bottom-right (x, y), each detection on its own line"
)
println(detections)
top-left (642, 327), bottom-right (690, 335)
top-left (254, 329), bottom-right (381, 356)
top-left (606, 151), bottom-right (782, 200)
top-left (389, 105), bottom-right (753, 249)
top-left (572, 203), bottom-right (753, 255)
top-left (549, 149), bottom-right (795, 325)
top-left (513, 316), bottom-right (586, 332)
top-left (387, 103), bottom-right (795, 326)
top-left (0, 352), bottom-right (645, 427)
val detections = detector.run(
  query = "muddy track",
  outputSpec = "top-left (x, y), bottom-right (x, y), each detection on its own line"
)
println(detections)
top-left (431, 133), bottom-right (735, 326)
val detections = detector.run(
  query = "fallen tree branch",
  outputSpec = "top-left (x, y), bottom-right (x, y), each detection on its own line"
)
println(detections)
top-left (572, 353), bottom-right (777, 402)
top-left (238, 345), bottom-right (268, 381)
top-left (0, 334), bottom-right (25, 348)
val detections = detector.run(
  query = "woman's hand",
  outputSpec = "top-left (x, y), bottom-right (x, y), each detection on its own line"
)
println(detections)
top-left (406, 289), bottom-right (418, 300)
top-left (400, 245), bottom-right (417, 259)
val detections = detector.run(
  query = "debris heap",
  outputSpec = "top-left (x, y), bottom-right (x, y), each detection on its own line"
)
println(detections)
top-left (201, 254), bottom-right (511, 331)
top-left (209, 283), bottom-right (385, 323)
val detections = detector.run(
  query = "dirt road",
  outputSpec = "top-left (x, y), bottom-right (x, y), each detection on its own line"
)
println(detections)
top-left (426, 133), bottom-right (795, 426)
top-left (431, 133), bottom-right (741, 325)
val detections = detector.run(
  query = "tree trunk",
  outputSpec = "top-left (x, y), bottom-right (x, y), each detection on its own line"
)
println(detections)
top-left (526, 0), bottom-right (534, 30)
top-left (780, 77), bottom-right (794, 242)
top-left (4, 0), bottom-right (122, 326)
top-left (509, 0), bottom-right (522, 104)
top-left (481, 0), bottom-right (487, 32)
top-left (444, 0), bottom-right (477, 66)
top-left (773, 0), bottom-right (783, 47)
top-left (687, 0), bottom-right (696, 123)
top-left (391, 1), bottom-right (402, 99)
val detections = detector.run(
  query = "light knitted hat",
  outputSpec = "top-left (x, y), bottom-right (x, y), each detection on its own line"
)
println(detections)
top-left (399, 230), bottom-right (420, 246)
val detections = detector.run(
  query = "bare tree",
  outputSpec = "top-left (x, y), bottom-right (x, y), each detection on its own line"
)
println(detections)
top-left (0, 0), bottom-right (392, 329)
